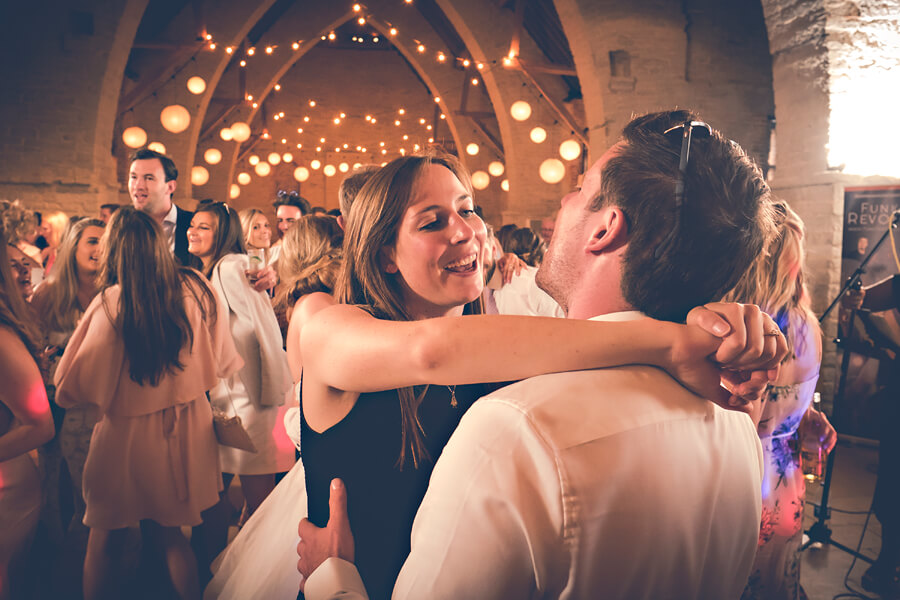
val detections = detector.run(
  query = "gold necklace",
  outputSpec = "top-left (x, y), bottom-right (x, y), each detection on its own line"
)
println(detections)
top-left (447, 385), bottom-right (458, 408)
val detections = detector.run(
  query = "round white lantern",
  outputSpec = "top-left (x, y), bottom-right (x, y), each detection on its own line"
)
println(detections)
top-left (220, 127), bottom-right (233, 141)
top-left (539, 158), bottom-right (566, 184)
top-left (237, 172), bottom-right (251, 185)
top-left (122, 126), bottom-right (147, 148)
top-left (510, 101), bottom-right (532, 121)
top-left (230, 122), bottom-right (251, 142)
top-left (191, 166), bottom-right (209, 186)
top-left (294, 167), bottom-right (310, 182)
top-left (323, 164), bottom-right (337, 177)
top-left (204, 148), bottom-right (222, 165)
top-left (248, 155), bottom-right (260, 166)
top-left (268, 152), bottom-right (282, 165)
top-left (559, 139), bottom-right (582, 161)
top-left (186, 76), bottom-right (206, 95)
top-left (255, 162), bottom-right (271, 176)
top-left (160, 105), bottom-right (191, 133)
top-left (501, 179), bottom-right (509, 192)
top-left (339, 162), bottom-right (350, 173)
top-left (471, 171), bottom-right (490, 190)
top-left (310, 160), bottom-right (322, 170)
top-left (147, 141), bottom-right (166, 154)
top-left (282, 152), bottom-right (294, 163)
top-left (488, 161), bottom-right (505, 177)
top-left (530, 127), bottom-right (547, 144)
top-left (229, 184), bottom-right (241, 199)
top-left (465, 143), bottom-right (479, 156)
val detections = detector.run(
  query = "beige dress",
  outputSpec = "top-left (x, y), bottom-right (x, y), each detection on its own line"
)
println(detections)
top-left (54, 278), bottom-right (243, 529)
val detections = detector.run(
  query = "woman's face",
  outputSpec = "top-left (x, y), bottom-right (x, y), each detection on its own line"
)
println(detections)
top-left (247, 213), bottom-right (272, 249)
top-left (384, 164), bottom-right (486, 319)
top-left (187, 212), bottom-right (217, 261)
top-left (6, 244), bottom-right (33, 299)
top-left (75, 225), bottom-right (104, 276)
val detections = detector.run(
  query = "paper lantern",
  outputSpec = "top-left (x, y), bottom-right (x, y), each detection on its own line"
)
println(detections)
top-left (282, 152), bottom-right (293, 163)
top-left (191, 166), bottom-right (209, 186)
top-left (465, 143), bottom-right (479, 156)
top-left (230, 122), bottom-right (251, 142)
top-left (186, 76), bottom-right (206, 95)
top-left (353, 162), bottom-right (362, 169)
top-left (539, 158), bottom-right (566, 184)
top-left (220, 128), bottom-right (233, 141)
top-left (530, 127), bottom-right (547, 144)
top-left (237, 172), bottom-right (251, 185)
top-left (488, 161), bottom-right (505, 177)
top-left (267, 152), bottom-right (282, 165)
top-left (248, 155), bottom-right (260, 166)
top-left (229, 184), bottom-right (240, 199)
top-left (294, 166), bottom-right (310, 182)
top-left (510, 101), bottom-right (532, 121)
top-left (471, 171), bottom-right (490, 190)
top-left (559, 139), bottom-right (582, 161)
top-left (147, 142), bottom-right (166, 154)
top-left (310, 160), bottom-right (322, 170)
top-left (501, 179), bottom-right (509, 192)
top-left (204, 148), bottom-right (222, 165)
top-left (339, 162), bottom-right (349, 173)
top-left (160, 105), bottom-right (191, 133)
top-left (255, 162), bottom-right (271, 176)
top-left (323, 164), bottom-right (336, 177)
top-left (122, 126), bottom-right (147, 148)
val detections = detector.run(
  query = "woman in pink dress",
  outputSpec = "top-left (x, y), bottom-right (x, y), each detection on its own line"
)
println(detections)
top-left (55, 207), bottom-right (242, 600)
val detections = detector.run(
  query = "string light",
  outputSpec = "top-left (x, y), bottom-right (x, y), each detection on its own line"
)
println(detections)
top-left (265, 46), bottom-right (274, 54)
top-left (417, 44), bottom-right (426, 53)
top-left (239, 60), bottom-right (247, 67)
top-left (292, 42), bottom-right (300, 50)
top-left (352, 3), bottom-right (361, 11)
top-left (389, 28), bottom-right (398, 36)
top-left (247, 47), bottom-right (256, 56)
top-left (309, 100), bottom-right (316, 107)
top-left (274, 83), bottom-right (281, 91)
top-left (357, 17), bottom-right (366, 25)
top-left (226, 46), bottom-right (234, 54)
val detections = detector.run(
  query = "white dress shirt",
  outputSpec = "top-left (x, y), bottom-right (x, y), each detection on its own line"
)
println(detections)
top-left (306, 312), bottom-right (764, 600)
top-left (162, 201), bottom-right (178, 255)
top-left (484, 265), bottom-right (564, 318)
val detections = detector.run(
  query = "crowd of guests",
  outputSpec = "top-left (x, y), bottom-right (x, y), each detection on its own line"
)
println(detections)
top-left (0, 109), bottom-right (862, 600)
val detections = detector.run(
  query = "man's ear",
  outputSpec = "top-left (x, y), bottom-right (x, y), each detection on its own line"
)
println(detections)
top-left (379, 247), bottom-right (399, 273)
top-left (584, 207), bottom-right (629, 254)
top-left (167, 179), bottom-right (177, 200)
top-left (336, 215), bottom-right (345, 231)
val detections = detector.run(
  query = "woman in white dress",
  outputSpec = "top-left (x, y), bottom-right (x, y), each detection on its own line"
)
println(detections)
top-left (188, 202), bottom-right (294, 579)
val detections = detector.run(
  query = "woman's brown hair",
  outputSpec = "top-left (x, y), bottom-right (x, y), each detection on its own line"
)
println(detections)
top-left (193, 202), bottom-right (246, 278)
top-left (276, 214), bottom-right (343, 312)
top-left (336, 152), bottom-right (482, 468)
top-left (99, 207), bottom-right (215, 386)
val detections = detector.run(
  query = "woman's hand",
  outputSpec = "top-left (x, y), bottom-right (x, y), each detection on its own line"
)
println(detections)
top-left (662, 303), bottom-right (789, 411)
top-left (800, 405), bottom-right (838, 454)
top-left (496, 253), bottom-right (525, 284)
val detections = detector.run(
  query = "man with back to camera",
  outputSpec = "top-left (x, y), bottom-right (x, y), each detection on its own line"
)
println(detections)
top-left (298, 110), bottom-right (780, 599)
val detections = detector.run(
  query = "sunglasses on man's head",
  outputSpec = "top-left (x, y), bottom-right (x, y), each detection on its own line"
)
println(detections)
top-left (653, 120), bottom-right (712, 259)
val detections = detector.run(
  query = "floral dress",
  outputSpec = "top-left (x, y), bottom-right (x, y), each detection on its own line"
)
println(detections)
top-left (741, 375), bottom-right (818, 600)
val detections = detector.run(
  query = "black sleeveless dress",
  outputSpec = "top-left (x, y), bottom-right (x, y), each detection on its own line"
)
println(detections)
top-left (301, 383), bottom-right (484, 600)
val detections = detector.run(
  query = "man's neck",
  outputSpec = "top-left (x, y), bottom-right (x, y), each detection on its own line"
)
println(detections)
top-left (564, 272), bottom-right (632, 320)
top-left (151, 199), bottom-right (175, 224)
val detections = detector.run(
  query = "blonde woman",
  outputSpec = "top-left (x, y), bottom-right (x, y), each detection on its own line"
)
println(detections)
top-left (39, 210), bottom-right (69, 272)
top-left (726, 201), bottom-right (837, 600)
top-left (31, 217), bottom-right (105, 539)
top-left (238, 208), bottom-right (279, 266)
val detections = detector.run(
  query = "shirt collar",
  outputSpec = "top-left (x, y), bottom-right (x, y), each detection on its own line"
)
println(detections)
top-left (162, 201), bottom-right (178, 227)
top-left (588, 310), bottom-right (645, 322)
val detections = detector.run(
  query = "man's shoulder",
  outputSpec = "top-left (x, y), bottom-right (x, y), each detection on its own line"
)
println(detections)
top-left (473, 367), bottom-right (751, 451)
top-left (175, 204), bottom-right (193, 222)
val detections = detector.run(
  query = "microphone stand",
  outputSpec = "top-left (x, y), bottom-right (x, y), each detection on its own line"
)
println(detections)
top-left (801, 210), bottom-right (900, 559)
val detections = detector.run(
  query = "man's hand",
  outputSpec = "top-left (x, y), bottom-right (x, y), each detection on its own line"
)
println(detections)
top-left (246, 264), bottom-right (277, 292)
top-left (297, 478), bottom-right (355, 592)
